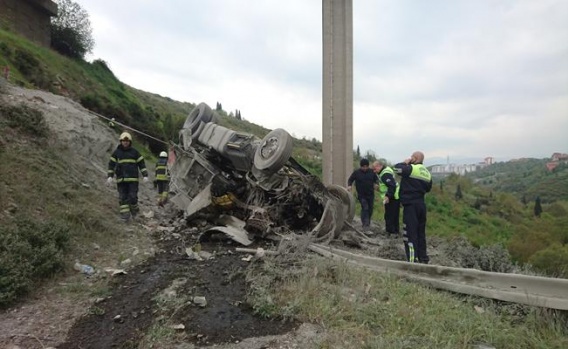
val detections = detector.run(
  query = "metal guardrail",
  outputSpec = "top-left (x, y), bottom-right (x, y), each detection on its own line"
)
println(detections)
top-left (309, 244), bottom-right (568, 310)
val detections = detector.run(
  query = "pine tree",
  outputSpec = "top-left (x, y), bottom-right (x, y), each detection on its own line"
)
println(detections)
top-left (455, 184), bottom-right (463, 200)
top-left (534, 196), bottom-right (543, 217)
top-left (216, 102), bottom-right (222, 111)
top-left (356, 145), bottom-right (360, 158)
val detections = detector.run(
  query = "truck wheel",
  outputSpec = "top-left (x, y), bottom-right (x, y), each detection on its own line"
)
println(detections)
top-left (183, 103), bottom-right (214, 137)
top-left (253, 128), bottom-right (293, 173)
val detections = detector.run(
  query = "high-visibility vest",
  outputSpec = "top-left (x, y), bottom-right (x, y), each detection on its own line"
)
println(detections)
top-left (378, 166), bottom-right (400, 200)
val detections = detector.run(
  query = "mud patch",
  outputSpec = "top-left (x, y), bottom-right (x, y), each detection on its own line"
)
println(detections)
top-left (58, 240), bottom-right (297, 348)
top-left (173, 246), bottom-right (298, 345)
top-left (58, 251), bottom-right (183, 348)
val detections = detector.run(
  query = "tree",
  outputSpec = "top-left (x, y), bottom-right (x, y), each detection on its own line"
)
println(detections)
top-left (356, 145), bottom-right (360, 158)
top-left (50, 0), bottom-right (94, 59)
top-left (455, 184), bottom-right (463, 200)
top-left (235, 109), bottom-right (242, 120)
top-left (534, 196), bottom-right (543, 218)
top-left (216, 102), bottom-right (222, 111)
top-left (439, 180), bottom-right (444, 193)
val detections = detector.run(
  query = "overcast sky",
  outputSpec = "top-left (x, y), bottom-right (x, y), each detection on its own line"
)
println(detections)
top-left (75, 0), bottom-right (567, 164)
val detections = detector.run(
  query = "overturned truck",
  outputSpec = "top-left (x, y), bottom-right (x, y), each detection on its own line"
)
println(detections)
top-left (168, 103), bottom-right (355, 244)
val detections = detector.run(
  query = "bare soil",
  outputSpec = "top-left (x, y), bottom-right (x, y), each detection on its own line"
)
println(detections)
top-left (58, 236), bottom-right (299, 348)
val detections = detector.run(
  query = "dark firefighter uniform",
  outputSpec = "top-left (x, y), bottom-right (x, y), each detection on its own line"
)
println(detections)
top-left (108, 137), bottom-right (148, 220)
top-left (394, 162), bottom-right (432, 263)
top-left (155, 152), bottom-right (169, 206)
top-left (377, 166), bottom-right (401, 235)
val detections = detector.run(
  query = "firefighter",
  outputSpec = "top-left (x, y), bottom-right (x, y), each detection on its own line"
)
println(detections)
top-left (155, 151), bottom-right (170, 207)
top-left (107, 132), bottom-right (149, 221)
top-left (373, 159), bottom-right (401, 236)
top-left (394, 151), bottom-right (432, 263)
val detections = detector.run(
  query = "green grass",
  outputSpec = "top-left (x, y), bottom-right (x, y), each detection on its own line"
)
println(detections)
top-left (248, 255), bottom-right (568, 349)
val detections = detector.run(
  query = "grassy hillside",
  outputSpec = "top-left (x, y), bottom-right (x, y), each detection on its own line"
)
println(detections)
top-left (466, 158), bottom-right (568, 203)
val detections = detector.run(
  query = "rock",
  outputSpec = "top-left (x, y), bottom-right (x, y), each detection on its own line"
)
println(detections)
top-left (120, 258), bottom-right (132, 267)
top-left (474, 305), bottom-right (485, 314)
top-left (255, 247), bottom-right (266, 258)
top-left (113, 314), bottom-right (124, 323)
top-left (472, 344), bottom-right (496, 349)
top-left (157, 226), bottom-right (176, 233)
top-left (143, 210), bottom-right (154, 219)
top-left (7, 202), bottom-right (18, 213)
top-left (198, 251), bottom-right (213, 260)
top-left (171, 323), bottom-right (185, 330)
top-left (193, 296), bottom-right (207, 307)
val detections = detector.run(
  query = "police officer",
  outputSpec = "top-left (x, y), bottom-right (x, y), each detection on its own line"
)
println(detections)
top-left (155, 151), bottom-right (170, 207)
top-left (347, 158), bottom-right (378, 230)
top-left (394, 151), bottom-right (432, 263)
top-left (373, 159), bottom-right (400, 236)
top-left (107, 132), bottom-right (149, 221)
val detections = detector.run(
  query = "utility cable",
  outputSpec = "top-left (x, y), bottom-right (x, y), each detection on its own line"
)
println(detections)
top-left (86, 109), bottom-right (169, 145)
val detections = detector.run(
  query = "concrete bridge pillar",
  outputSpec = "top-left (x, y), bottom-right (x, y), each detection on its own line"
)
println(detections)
top-left (322, 0), bottom-right (353, 186)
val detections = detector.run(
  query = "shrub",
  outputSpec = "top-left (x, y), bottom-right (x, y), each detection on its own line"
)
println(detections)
top-left (0, 217), bottom-right (70, 308)
top-left (0, 104), bottom-right (49, 138)
top-left (529, 244), bottom-right (568, 278)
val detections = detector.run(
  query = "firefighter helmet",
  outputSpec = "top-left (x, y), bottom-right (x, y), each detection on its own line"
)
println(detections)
top-left (159, 151), bottom-right (168, 158)
top-left (119, 132), bottom-right (132, 141)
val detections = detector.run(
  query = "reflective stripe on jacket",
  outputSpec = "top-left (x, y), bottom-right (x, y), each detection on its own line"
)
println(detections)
top-left (108, 145), bottom-right (147, 183)
top-left (155, 157), bottom-right (169, 181)
top-left (394, 163), bottom-right (432, 204)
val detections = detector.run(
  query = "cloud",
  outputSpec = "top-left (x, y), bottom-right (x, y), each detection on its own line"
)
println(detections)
top-left (78, 0), bottom-right (568, 163)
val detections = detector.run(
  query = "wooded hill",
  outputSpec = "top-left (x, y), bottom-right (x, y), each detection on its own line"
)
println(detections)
top-left (466, 158), bottom-right (568, 203)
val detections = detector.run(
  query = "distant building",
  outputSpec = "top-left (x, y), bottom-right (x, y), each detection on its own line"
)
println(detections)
top-left (430, 157), bottom-right (492, 176)
top-left (546, 152), bottom-right (568, 171)
top-left (0, 0), bottom-right (58, 47)
top-left (551, 152), bottom-right (568, 162)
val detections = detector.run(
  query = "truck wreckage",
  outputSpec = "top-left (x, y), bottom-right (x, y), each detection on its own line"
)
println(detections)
top-left (168, 103), bottom-right (356, 246)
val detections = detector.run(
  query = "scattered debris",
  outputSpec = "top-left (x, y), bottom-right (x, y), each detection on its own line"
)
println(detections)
top-left (73, 262), bottom-right (95, 276)
top-left (103, 268), bottom-right (127, 276)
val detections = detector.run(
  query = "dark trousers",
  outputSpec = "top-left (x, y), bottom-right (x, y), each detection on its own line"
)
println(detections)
top-left (384, 199), bottom-right (400, 234)
top-left (402, 201), bottom-right (428, 263)
top-left (117, 182), bottom-right (139, 219)
top-left (157, 180), bottom-right (169, 204)
top-left (359, 195), bottom-right (374, 227)
top-left (157, 181), bottom-right (168, 195)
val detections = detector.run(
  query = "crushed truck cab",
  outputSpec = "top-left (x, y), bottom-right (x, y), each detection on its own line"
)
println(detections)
top-left (168, 103), bottom-right (355, 243)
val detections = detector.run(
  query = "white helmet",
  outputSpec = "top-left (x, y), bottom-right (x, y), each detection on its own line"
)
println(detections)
top-left (159, 151), bottom-right (168, 157)
top-left (119, 132), bottom-right (132, 141)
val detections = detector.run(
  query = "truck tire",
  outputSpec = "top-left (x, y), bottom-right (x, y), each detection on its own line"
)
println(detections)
top-left (253, 128), bottom-right (293, 173)
top-left (183, 103), bottom-right (214, 137)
